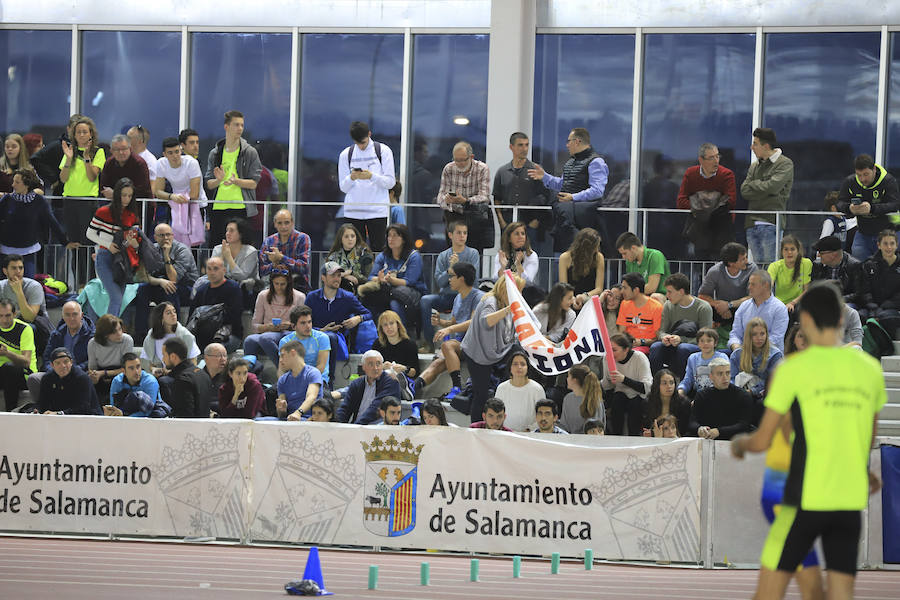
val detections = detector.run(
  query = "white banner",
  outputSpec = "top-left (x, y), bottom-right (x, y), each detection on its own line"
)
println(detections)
top-left (503, 271), bottom-right (608, 375)
top-left (0, 414), bottom-right (702, 562)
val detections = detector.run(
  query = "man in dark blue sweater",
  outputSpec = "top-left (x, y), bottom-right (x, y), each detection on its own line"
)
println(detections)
top-left (191, 257), bottom-right (243, 352)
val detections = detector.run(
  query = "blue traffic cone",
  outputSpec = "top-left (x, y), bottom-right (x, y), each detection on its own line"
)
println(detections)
top-left (301, 546), bottom-right (333, 596)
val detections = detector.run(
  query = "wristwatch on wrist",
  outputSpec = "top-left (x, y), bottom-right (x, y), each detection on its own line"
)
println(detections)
top-left (727, 301), bottom-right (734, 311)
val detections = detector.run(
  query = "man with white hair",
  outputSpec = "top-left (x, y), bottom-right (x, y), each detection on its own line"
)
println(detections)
top-left (436, 141), bottom-right (492, 250)
top-left (336, 349), bottom-right (401, 424)
top-left (728, 269), bottom-right (789, 352)
top-left (688, 357), bottom-right (753, 440)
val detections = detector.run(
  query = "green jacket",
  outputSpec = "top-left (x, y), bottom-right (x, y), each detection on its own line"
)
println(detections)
top-left (740, 152), bottom-right (794, 228)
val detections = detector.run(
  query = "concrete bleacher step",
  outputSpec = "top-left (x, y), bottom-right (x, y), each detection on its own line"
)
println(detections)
top-left (878, 419), bottom-right (900, 436)
top-left (884, 355), bottom-right (900, 372)
top-left (895, 341), bottom-right (900, 356)
top-left (881, 401), bottom-right (900, 420)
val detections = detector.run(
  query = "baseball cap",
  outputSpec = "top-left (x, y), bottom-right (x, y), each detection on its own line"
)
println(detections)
top-left (50, 347), bottom-right (73, 362)
top-left (321, 261), bottom-right (345, 275)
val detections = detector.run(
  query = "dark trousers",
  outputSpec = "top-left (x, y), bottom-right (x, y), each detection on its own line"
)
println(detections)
top-left (464, 354), bottom-right (496, 424)
top-left (345, 218), bottom-right (387, 254)
top-left (133, 280), bottom-right (194, 341)
top-left (210, 208), bottom-right (247, 246)
top-left (0, 363), bottom-right (28, 411)
top-left (607, 390), bottom-right (644, 436)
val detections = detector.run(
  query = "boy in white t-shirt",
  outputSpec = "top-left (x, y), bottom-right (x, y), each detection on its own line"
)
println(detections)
top-left (154, 137), bottom-right (204, 246)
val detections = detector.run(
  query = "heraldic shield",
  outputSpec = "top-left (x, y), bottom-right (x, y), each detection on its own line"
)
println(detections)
top-left (361, 434), bottom-right (423, 537)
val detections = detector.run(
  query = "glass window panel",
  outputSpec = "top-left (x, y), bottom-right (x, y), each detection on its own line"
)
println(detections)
top-left (409, 34), bottom-right (489, 252)
top-left (297, 33), bottom-right (404, 253)
top-left (80, 31), bottom-right (181, 148)
top-left (0, 29), bottom-right (71, 140)
top-left (640, 33), bottom-right (755, 260)
top-left (885, 32), bottom-right (900, 178)
top-left (533, 34), bottom-right (635, 259)
top-left (190, 32), bottom-right (291, 245)
top-left (763, 32), bottom-right (880, 253)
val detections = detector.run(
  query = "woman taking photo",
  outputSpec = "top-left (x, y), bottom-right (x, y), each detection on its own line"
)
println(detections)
top-left (86, 177), bottom-right (140, 317)
top-left (243, 269), bottom-right (305, 362)
top-left (600, 333), bottom-right (653, 436)
top-left (533, 282), bottom-right (576, 343)
top-left (140, 301), bottom-right (201, 375)
top-left (360, 223), bottom-right (426, 330)
top-left (559, 363), bottom-right (605, 435)
top-left (558, 227), bottom-right (605, 310)
top-left (327, 223), bottom-right (374, 293)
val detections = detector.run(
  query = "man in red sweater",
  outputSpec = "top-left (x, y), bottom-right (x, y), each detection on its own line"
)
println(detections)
top-left (677, 143), bottom-right (737, 260)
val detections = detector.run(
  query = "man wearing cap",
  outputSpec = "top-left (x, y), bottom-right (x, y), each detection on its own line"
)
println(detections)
top-left (37, 347), bottom-right (102, 415)
top-left (811, 235), bottom-right (865, 307)
top-left (304, 261), bottom-right (372, 380)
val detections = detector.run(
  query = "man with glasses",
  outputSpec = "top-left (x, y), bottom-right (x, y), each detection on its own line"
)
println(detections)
top-left (677, 142), bottom-right (737, 260)
top-left (436, 141), bottom-right (493, 251)
top-left (200, 342), bottom-right (228, 412)
top-left (132, 223), bottom-right (199, 341)
top-left (100, 134), bottom-right (151, 201)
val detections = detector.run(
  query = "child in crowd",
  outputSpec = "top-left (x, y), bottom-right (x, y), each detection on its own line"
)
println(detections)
top-left (767, 234), bottom-right (811, 312)
top-left (678, 327), bottom-right (728, 398)
top-left (730, 317), bottom-right (783, 401)
top-left (644, 368), bottom-right (690, 437)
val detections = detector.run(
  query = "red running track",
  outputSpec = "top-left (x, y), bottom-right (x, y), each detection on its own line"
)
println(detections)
top-left (0, 536), bottom-right (898, 599)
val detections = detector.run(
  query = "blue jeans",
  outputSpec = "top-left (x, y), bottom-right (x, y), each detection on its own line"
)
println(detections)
top-left (243, 331), bottom-right (289, 362)
top-left (851, 232), bottom-right (881, 262)
top-left (649, 341), bottom-right (700, 380)
top-left (745, 223), bottom-right (779, 264)
top-left (95, 247), bottom-right (125, 317)
top-left (420, 292), bottom-right (457, 343)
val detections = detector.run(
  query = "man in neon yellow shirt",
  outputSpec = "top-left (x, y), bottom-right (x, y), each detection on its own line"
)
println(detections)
top-left (0, 298), bottom-right (37, 410)
top-left (204, 110), bottom-right (261, 243)
top-left (732, 281), bottom-right (885, 600)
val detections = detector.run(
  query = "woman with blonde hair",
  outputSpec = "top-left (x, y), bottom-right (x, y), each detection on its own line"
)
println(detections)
top-left (558, 227), bottom-right (605, 310)
top-left (559, 363), bottom-right (605, 434)
top-left (729, 316), bottom-right (783, 401)
top-left (0, 133), bottom-right (42, 193)
top-left (60, 115), bottom-right (105, 242)
top-left (460, 272), bottom-right (526, 422)
top-left (372, 309), bottom-right (420, 381)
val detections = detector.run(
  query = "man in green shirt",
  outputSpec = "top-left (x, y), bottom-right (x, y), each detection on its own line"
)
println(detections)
top-left (0, 298), bottom-right (37, 410)
top-left (731, 281), bottom-right (885, 599)
top-left (616, 231), bottom-right (670, 302)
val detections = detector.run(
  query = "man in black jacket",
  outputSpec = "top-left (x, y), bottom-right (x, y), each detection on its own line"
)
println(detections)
top-left (836, 154), bottom-right (900, 261)
top-left (37, 347), bottom-right (102, 415)
top-left (810, 236), bottom-right (864, 307)
top-left (160, 338), bottom-right (211, 418)
top-left (689, 357), bottom-right (753, 440)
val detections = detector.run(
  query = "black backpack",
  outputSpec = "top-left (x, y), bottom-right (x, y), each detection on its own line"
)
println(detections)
top-left (347, 141), bottom-right (382, 168)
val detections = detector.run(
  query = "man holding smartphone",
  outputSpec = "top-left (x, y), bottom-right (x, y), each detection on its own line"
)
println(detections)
top-left (437, 141), bottom-right (493, 251)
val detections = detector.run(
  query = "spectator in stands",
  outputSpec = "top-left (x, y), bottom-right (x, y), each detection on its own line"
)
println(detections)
top-left (653, 414), bottom-right (680, 439)
top-left (559, 363), bottom-right (605, 436)
top-left (360, 223), bottom-right (426, 331)
top-left (140, 302), bottom-right (200, 375)
top-left (200, 342), bottom-right (228, 411)
top-left (100, 134), bottom-right (151, 201)
top-left (127, 125), bottom-right (157, 183)
top-left (414, 262), bottom-right (483, 399)
top-left (389, 181), bottom-right (405, 226)
top-left (133, 223), bottom-right (199, 341)
top-left (436, 141), bottom-right (493, 251)
top-left (527, 127), bottom-right (608, 252)
top-left (676, 142), bottom-right (737, 260)
top-left (276, 340), bottom-right (324, 421)
top-left (558, 227), bottom-right (605, 310)
top-left (836, 153), bottom-right (900, 261)
top-left (27, 300), bottom-right (94, 401)
top-left (820, 190), bottom-right (856, 252)
top-left (583, 418), bottom-right (605, 435)
top-left (616, 232), bottom-right (670, 301)
top-left (305, 261), bottom-right (371, 375)
top-left (420, 221), bottom-right (480, 350)
top-left (338, 121), bottom-right (395, 252)
top-left (191, 257), bottom-right (243, 351)
top-left (728, 270), bottom-right (789, 352)
top-left (217, 357), bottom-right (265, 419)
top-left (493, 131), bottom-right (553, 256)
top-left (493, 221), bottom-right (540, 294)
top-left (30, 114), bottom-right (83, 194)
top-left (730, 317), bottom-right (783, 403)
top-left (259, 208), bottom-right (311, 293)
top-left (243, 270), bottom-right (305, 362)
top-left (644, 368), bottom-right (690, 438)
top-left (37, 347), bottom-right (102, 415)
top-left (597, 285), bottom-right (622, 334)
top-left (0, 170), bottom-right (72, 278)
top-left (160, 337), bottom-right (211, 418)
top-left (199, 218), bottom-right (259, 294)
top-left (533, 399), bottom-right (568, 434)
top-left (87, 314), bottom-right (133, 400)
top-left (810, 235), bottom-right (864, 307)
top-left (689, 357), bottom-right (752, 440)
top-left (617, 272), bottom-right (663, 354)
top-left (326, 223), bottom-right (374, 294)
top-left (0, 254), bottom-right (53, 353)
top-left (600, 332), bottom-right (653, 436)
top-left (784, 323), bottom-right (807, 355)
top-left (678, 327), bottom-right (728, 399)
top-left (154, 137), bottom-right (204, 247)
top-left (0, 298), bottom-right (36, 411)
top-left (741, 127), bottom-right (794, 264)
top-left (494, 350), bottom-right (545, 432)
top-left (60, 116), bottom-right (105, 243)
top-left (278, 305), bottom-right (331, 386)
top-left (649, 272), bottom-right (713, 377)
top-left (698, 242), bottom-right (758, 345)
top-left (533, 282), bottom-right (576, 343)
top-left (372, 310), bottom-right (419, 392)
top-left (108, 352), bottom-right (160, 412)
top-left (336, 349), bottom-right (401, 425)
top-left (421, 398), bottom-right (450, 426)
top-left (308, 398), bottom-right (335, 422)
top-left (0, 133), bottom-right (43, 193)
top-left (460, 273), bottom-right (526, 423)
top-left (470, 397), bottom-right (513, 431)
top-left (87, 177), bottom-right (141, 317)
top-left (178, 128), bottom-right (208, 215)
top-left (22, 133), bottom-right (43, 159)
top-left (859, 229), bottom-right (900, 319)
top-left (373, 396), bottom-right (402, 426)
top-left (768, 234), bottom-right (811, 312)
top-left (204, 110), bottom-right (262, 243)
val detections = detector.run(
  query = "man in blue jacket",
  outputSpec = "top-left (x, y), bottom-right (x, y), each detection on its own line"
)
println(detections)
top-left (336, 350), bottom-right (400, 424)
top-left (26, 300), bottom-right (95, 401)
